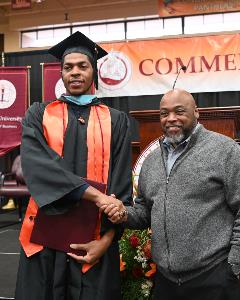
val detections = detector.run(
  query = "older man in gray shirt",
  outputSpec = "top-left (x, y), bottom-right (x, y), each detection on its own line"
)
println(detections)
top-left (103, 88), bottom-right (240, 300)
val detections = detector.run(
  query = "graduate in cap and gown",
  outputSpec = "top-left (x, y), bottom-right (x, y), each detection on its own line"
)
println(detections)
top-left (15, 31), bottom-right (132, 300)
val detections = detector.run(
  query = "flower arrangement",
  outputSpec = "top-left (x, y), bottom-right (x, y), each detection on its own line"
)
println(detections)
top-left (119, 228), bottom-right (156, 300)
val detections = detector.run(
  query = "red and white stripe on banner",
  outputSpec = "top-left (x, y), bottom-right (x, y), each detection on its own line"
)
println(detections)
top-left (41, 62), bottom-right (64, 102)
top-left (0, 66), bottom-right (29, 156)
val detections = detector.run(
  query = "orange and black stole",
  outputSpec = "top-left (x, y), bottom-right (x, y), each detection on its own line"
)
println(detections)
top-left (19, 100), bottom-right (111, 272)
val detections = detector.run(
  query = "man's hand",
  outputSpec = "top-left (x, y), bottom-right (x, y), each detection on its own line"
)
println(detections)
top-left (82, 186), bottom-right (127, 222)
top-left (82, 186), bottom-right (123, 211)
top-left (67, 229), bottom-right (115, 264)
top-left (96, 194), bottom-right (123, 210)
top-left (101, 201), bottom-right (128, 224)
top-left (68, 240), bottom-right (104, 265)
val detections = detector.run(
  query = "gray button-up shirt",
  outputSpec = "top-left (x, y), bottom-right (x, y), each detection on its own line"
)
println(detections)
top-left (163, 124), bottom-right (199, 176)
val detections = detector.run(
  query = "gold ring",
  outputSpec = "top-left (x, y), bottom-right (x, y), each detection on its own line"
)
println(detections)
top-left (119, 210), bottom-right (127, 219)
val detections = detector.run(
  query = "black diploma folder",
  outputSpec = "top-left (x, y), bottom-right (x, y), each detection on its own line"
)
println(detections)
top-left (30, 179), bottom-right (106, 255)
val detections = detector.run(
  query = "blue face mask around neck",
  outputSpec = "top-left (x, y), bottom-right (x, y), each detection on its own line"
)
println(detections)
top-left (62, 94), bottom-right (96, 106)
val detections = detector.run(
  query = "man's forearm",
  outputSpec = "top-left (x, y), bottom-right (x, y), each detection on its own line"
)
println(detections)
top-left (101, 228), bottom-right (116, 247)
top-left (82, 186), bottom-right (122, 209)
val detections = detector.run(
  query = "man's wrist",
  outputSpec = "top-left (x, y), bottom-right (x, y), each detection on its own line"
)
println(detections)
top-left (101, 229), bottom-right (115, 248)
top-left (82, 186), bottom-right (104, 205)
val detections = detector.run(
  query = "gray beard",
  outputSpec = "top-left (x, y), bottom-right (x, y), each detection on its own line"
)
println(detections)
top-left (165, 133), bottom-right (185, 145)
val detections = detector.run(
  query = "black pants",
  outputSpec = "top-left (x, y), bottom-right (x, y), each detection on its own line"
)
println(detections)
top-left (153, 260), bottom-right (240, 300)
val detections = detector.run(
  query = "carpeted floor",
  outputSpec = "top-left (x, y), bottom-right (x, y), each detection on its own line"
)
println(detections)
top-left (0, 209), bottom-right (21, 300)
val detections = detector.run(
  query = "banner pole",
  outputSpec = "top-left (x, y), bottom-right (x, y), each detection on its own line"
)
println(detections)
top-left (27, 66), bottom-right (31, 108)
top-left (40, 62), bottom-right (44, 102)
top-left (1, 52), bottom-right (5, 67)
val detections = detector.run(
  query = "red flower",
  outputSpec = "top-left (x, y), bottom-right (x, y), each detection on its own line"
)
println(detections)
top-left (129, 234), bottom-right (140, 248)
top-left (132, 265), bottom-right (143, 278)
top-left (143, 240), bottom-right (151, 259)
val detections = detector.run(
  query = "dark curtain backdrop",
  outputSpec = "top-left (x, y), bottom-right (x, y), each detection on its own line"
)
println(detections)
top-left (4, 49), bottom-right (240, 144)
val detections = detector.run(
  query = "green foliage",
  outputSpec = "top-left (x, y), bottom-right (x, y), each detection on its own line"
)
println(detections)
top-left (121, 277), bottom-right (149, 300)
top-left (119, 229), bottom-right (155, 300)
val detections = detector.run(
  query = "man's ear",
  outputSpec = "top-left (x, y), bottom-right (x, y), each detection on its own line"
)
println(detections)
top-left (194, 107), bottom-right (199, 119)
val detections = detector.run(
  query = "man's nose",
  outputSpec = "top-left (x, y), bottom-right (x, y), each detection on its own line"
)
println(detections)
top-left (71, 66), bottom-right (80, 75)
top-left (166, 112), bottom-right (177, 122)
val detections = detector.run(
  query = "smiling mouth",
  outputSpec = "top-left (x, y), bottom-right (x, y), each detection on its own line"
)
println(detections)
top-left (69, 81), bottom-right (84, 87)
top-left (166, 125), bottom-right (182, 129)
top-left (166, 125), bottom-right (182, 133)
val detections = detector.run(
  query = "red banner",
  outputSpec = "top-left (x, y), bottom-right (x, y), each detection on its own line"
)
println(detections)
top-left (0, 67), bottom-right (29, 156)
top-left (42, 62), bottom-right (65, 102)
top-left (158, 0), bottom-right (240, 17)
top-left (11, 0), bottom-right (31, 10)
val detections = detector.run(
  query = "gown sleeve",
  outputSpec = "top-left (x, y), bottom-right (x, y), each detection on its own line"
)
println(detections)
top-left (101, 108), bottom-right (133, 238)
top-left (107, 109), bottom-right (133, 206)
top-left (21, 102), bottom-right (89, 213)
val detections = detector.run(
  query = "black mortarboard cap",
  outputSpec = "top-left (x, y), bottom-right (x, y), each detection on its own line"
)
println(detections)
top-left (48, 31), bottom-right (108, 89)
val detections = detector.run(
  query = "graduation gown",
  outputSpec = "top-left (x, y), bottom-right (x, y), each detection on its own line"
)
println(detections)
top-left (15, 99), bottom-right (133, 300)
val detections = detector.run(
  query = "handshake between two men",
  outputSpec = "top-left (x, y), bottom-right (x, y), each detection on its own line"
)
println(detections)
top-left (82, 184), bottom-right (128, 224)
top-left (99, 194), bottom-right (128, 224)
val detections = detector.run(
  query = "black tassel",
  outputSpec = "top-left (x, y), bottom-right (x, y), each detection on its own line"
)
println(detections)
top-left (94, 45), bottom-right (98, 90)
